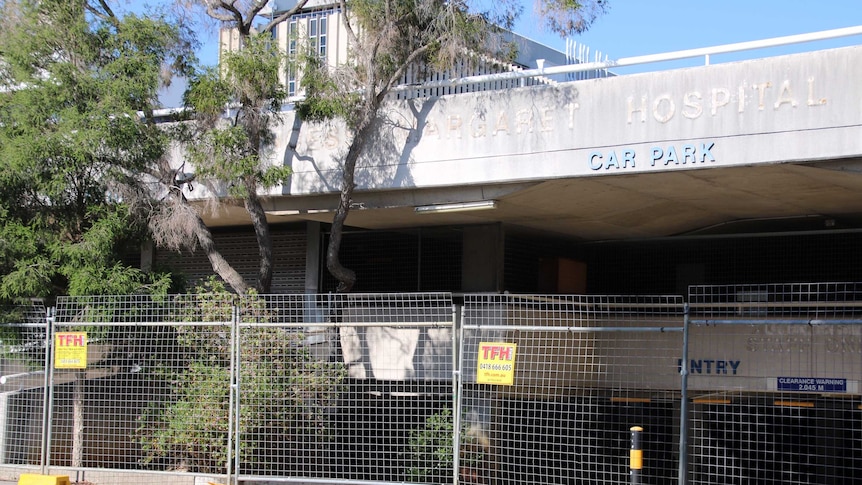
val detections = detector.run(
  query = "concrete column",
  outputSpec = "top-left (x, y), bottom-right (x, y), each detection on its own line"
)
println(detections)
top-left (462, 224), bottom-right (504, 292)
top-left (305, 221), bottom-right (321, 294)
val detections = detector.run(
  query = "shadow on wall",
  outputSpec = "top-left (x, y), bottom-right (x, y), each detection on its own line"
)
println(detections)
top-left (280, 97), bottom-right (440, 195)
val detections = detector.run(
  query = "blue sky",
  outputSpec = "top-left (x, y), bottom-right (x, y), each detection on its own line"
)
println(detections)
top-left (514, 0), bottom-right (862, 73)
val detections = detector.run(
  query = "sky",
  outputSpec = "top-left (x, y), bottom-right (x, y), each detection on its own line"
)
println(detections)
top-left (513, 0), bottom-right (862, 74)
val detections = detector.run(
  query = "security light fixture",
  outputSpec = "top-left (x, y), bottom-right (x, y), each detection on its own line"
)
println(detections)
top-left (414, 200), bottom-right (498, 214)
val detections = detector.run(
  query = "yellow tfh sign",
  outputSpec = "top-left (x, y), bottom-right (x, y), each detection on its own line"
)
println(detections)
top-left (54, 332), bottom-right (87, 369)
top-left (476, 342), bottom-right (517, 386)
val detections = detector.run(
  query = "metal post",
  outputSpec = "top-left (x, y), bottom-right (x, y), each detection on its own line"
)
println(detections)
top-left (226, 305), bottom-right (238, 485)
top-left (452, 303), bottom-right (464, 485)
top-left (678, 304), bottom-right (690, 485)
top-left (232, 305), bottom-right (242, 485)
top-left (630, 426), bottom-right (643, 485)
top-left (40, 307), bottom-right (55, 474)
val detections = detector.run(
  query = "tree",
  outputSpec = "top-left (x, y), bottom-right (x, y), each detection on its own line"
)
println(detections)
top-left (0, 0), bottom-right (193, 302)
top-left (0, 0), bottom-right (197, 470)
top-left (135, 277), bottom-right (346, 474)
top-left (144, 0), bottom-right (313, 295)
top-left (167, 32), bottom-right (293, 294)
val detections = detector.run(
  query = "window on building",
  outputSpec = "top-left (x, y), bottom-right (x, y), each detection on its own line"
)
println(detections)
top-left (309, 15), bottom-right (327, 60)
top-left (284, 9), bottom-right (334, 97)
top-left (287, 19), bottom-right (297, 96)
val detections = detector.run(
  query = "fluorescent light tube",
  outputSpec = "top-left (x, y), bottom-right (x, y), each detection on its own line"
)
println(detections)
top-left (414, 200), bottom-right (497, 214)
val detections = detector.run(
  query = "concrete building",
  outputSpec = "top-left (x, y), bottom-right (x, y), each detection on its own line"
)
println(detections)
top-left (164, 8), bottom-right (862, 299)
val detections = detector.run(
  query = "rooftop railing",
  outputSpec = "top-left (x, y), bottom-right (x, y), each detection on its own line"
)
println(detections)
top-left (390, 25), bottom-right (862, 94)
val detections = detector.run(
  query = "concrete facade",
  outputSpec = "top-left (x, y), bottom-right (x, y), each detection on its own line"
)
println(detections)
top-left (184, 45), bottom-right (862, 254)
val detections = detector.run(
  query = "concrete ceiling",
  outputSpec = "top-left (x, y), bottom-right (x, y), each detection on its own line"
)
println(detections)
top-left (202, 158), bottom-right (862, 240)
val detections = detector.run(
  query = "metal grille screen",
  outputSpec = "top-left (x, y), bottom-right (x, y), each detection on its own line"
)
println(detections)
top-left (578, 232), bottom-right (862, 295)
top-left (154, 226), bottom-right (307, 293)
top-left (320, 229), bottom-right (462, 293)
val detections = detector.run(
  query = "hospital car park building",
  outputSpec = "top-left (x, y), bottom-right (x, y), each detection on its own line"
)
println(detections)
top-left (145, 1), bottom-right (862, 482)
top-left (164, 16), bottom-right (862, 299)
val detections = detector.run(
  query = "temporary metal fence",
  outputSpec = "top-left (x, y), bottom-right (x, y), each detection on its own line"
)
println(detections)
top-left (0, 288), bottom-right (860, 485)
top-left (686, 283), bottom-right (862, 485)
top-left (49, 294), bottom-right (236, 485)
top-left (0, 301), bottom-right (48, 473)
top-left (458, 294), bottom-right (686, 485)
top-left (235, 293), bottom-right (455, 482)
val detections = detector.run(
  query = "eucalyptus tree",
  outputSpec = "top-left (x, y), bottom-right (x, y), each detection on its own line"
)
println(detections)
top-left (0, 0), bottom-right (193, 301)
top-left (145, 0), bottom-right (312, 295)
top-left (167, 33), bottom-right (295, 294)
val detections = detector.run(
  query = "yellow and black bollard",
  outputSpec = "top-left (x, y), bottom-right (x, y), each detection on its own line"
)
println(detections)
top-left (630, 426), bottom-right (643, 485)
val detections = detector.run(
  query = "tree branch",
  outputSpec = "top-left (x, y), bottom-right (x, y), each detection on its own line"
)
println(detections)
top-left (258, 0), bottom-right (312, 34)
top-left (338, 0), bottom-right (360, 48)
top-left (379, 44), bottom-right (433, 103)
top-left (205, 1), bottom-right (244, 28)
top-left (86, 0), bottom-right (119, 28)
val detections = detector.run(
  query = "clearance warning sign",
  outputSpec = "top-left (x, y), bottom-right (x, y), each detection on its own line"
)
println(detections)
top-left (477, 342), bottom-right (517, 385)
top-left (54, 332), bottom-right (87, 369)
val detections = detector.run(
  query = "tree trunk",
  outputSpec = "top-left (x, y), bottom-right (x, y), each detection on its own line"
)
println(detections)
top-left (244, 194), bottom-right (273, 293)
top-left (72, 370), bottom-right (84, 468)
top-left (193, 215), bottom-right (250, 294)
top-left (326, 115), bottom-right (377, 293)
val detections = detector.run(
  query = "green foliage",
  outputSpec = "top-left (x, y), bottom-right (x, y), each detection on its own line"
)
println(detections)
top-left (0, 0), bottom-right (195, 301)
top-left (182, 68), bottom-right (232, 117)
top-left (295, 54), bottom-right (361, 124)
top-left (535, 0), bottom-right (609, 36)
top-left (294, 0), bottom-right (498, 128)
top-left (0, 300), bottom-right (46, 366)
top-left (183, 33), bottom-right (292, 200)
top-left (407, 409), bottom-right (489, 483)
top-left (136, 278), bottom-right (347, 474)
top-left (220, 34), bottom-right (287, 111)
top-left (407, 408), bottom-right (457, 481)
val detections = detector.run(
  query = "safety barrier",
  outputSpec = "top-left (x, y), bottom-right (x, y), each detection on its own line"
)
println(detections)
top-left (0, 286), bottom-right (859, 485)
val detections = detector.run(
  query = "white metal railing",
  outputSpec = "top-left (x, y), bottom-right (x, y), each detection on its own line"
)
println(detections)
top-left (391, 25), bottom-right (862, 93)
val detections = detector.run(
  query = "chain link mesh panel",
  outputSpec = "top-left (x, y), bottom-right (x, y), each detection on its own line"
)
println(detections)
top-left (688, 283), bottom-right (862, 484)
top-left (237, 293), bottom-right (455, 482)
top-left (0, 301), bottom-right (48, 471)
top-left (460, 294), bottom-right (685, 485)
top-left (49, 295), bottom-right (235, 483)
